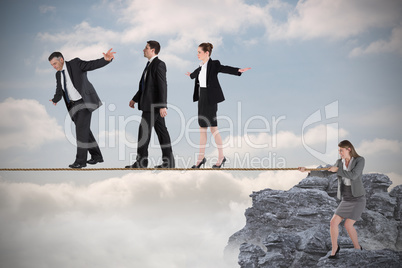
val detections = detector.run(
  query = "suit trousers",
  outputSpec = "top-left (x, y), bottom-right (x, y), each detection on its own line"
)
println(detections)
top-left (137, 110), bottom-right (173, 161)
top-left (69, 101), bottom-right (102, 164)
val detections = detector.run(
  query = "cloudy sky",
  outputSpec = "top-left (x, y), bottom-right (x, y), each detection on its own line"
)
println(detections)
top-left (1, 0), bottom-right (401, 267)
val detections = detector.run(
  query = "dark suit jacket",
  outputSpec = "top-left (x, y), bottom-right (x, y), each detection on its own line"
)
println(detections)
top-left (310, 157), bottom-right (366, 199)
top-left (52, 57), bottom-right (111, 112)
top-left (132, 57), bottom-right (167, 112)
top-left (189, 58), bottom-right (241, 105)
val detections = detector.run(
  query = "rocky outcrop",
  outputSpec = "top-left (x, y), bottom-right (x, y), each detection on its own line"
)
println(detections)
top-left (225, 173), bottom-right (402, 267)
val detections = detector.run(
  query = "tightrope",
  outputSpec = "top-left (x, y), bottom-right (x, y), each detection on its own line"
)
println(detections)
top-left (0, 168), bottom-right (328, 171)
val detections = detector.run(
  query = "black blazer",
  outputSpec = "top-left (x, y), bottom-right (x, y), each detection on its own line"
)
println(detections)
top-left (189, 58), bottom-right (241, 105)
top-left (52, 57), bottom-right (111, 112)
top-left (132, 57), bottom-right (168, 112)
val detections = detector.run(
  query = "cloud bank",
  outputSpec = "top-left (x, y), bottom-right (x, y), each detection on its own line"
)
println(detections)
top-left (37, 0), bottom-right (402, 62)
top-left (0, 98), bottom-right (64, 150)
top-left (358, 138), bottom-right (402, 156)
top-left (0, 170), bottom-right (305, 268)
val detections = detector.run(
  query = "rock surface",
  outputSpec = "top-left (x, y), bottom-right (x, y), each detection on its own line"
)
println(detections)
top-left (225, 173), bottom-right (402, 267)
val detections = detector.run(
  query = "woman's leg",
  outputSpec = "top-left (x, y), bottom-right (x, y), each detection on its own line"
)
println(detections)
top-left (330, 214), bottom-right (343, 255)
top-left (344, 219), bottom-right (361, 249)
top-left (197, 127), bottom-right (208, 164)
top-left (210, 126), bottom-right (224, 165)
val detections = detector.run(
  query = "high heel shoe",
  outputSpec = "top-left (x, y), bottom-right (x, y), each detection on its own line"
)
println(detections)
top-left (212, 157), bottom-right (226, 168)
top-left (192, 158), bottom-right (206, 168)
top-left (328, 245), bottom-right (340, 259)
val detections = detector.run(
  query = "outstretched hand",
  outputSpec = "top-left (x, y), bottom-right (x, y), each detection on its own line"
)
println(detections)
top-left (49, 99), bottom-right (57, 106)
top-left (103, 48), bottom-right (116, 61)
top-left (239, 67), bottom-right (251, 73)
top-left (185, 72), bottom-right (191, 76)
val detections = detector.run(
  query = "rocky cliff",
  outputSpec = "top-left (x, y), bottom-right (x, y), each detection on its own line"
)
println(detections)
top-left (225, 173), bottom-right (402, 267)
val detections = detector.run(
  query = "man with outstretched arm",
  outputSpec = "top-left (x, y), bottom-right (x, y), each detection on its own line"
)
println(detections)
top-left (49, 48), bottom-right (116, 168)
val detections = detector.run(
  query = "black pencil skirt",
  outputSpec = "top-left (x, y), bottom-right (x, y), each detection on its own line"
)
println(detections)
top-left (198, 87), bottom-right (218, 127)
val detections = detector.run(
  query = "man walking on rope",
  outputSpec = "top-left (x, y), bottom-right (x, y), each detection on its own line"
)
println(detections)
top-left (125, 40), bottom-right (175, 169)
top-left (48, 48), bottom-right (116, 168)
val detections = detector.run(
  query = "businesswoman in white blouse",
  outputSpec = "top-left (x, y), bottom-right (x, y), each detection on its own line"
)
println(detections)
top-left (186, 43), bottom-right (251, 168)
top-left (299, 140), bottom-right (366, 259)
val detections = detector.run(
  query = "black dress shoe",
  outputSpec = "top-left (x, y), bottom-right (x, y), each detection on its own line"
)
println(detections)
top-left (125, 160), bottom-right (148, 168)
top-left (212, 157), bottom-right (226, 168)
top-left (155, 160), bottom-right (175, 168)
top-left (328, 245), bottom-right (340, 259)
top-left (69, 163), bottom-right (86, 169)
top-left (87, 158), bottom-right (104, 165)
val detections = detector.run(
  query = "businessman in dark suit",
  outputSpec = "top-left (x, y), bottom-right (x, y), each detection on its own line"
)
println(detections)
top-left (126, 41), bottom-right (175, 168)
top-left (49, 48), bottom-right (116, 168)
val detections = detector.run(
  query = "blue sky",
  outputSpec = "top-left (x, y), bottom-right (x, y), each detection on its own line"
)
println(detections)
top-left (1, 0), bottom-right (401, 178)
top-left (0, 0), bottom-right (401, 267)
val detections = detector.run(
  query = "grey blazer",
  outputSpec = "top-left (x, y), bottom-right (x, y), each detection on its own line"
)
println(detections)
top-left (310, 157), bottom-right (366, 199)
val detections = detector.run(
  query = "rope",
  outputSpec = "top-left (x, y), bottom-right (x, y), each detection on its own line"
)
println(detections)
top-left (0, 167), bottom-right (328, 171)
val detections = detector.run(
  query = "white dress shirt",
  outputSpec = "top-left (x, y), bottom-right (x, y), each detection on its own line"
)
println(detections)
top-left (341, 157), bottom-right (354, 186)
top-left (144, 55), bottom-right (158, 82)
top-left (62, 68), bottom-right (82, 101)
top-left (198, 61), bottom-right (207, 88)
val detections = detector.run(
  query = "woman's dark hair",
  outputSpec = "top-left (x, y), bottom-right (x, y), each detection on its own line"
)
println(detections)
top-left (48, 52), bottom-right (64, 61)
top-left (338, 140), bottom-right (360, 158)
top-left (147, 40), bottom-right (161, 55)
top-left (199, 42), bottom-right (213, 56)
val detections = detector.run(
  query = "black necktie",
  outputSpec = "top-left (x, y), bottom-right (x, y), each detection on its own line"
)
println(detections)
top-left (61, 70), bottom-right (70, 103)
top-left (140, 61), bottom-right (150, 91)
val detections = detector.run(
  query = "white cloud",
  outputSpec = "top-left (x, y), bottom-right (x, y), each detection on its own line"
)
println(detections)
top-left (213, 124), bottom-right (348, 167)
top-left (37, 0), bottom-right (270, 64)
top-left (117, 0), bottom-right (265, 45)
top-left (386, 172), bottom-right (402, 190)
top-left (349, 24), bottom-right (402, 57)
top-left (349, 105), bottom-right (401, 128)
top-left (358, 138), bottom-right (402, 155)
top-left (36, 0), bottom-right (402, 62)
top-left (37, 21), bottom-right (119, 60)
top-left (268, 0), bottom-right (402, 40)
top-left (39, 5), bottom-right (56, 14)
top-left (302, 124), bottom-right (349, 145)
top-left (0, 98), bottom-right (65, 150)
top-left (0, 170), bottom-right (306, 268)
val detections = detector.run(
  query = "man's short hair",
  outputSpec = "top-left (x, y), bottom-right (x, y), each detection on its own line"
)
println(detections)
top-left (48, 52), bottom-right (64, 61)
top-left (147, 40), bottom-right (161, 55)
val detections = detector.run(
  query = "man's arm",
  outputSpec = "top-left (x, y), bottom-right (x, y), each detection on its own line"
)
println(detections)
top-left (156, 61), bottom-right (168, 108)
top-left (50, 71), bottom-right (63, 105)
top-left (77, 48), bottom-right (116, 72)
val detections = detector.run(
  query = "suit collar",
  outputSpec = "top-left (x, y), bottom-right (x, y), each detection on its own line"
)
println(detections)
top-left (148, 56), bottom-right (158, 65)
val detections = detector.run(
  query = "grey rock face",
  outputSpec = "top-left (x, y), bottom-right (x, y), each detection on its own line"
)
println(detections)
top-left (317, 249), bottom-right (402, 268)
top-left (226, 173), bottom-right (402, 267)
